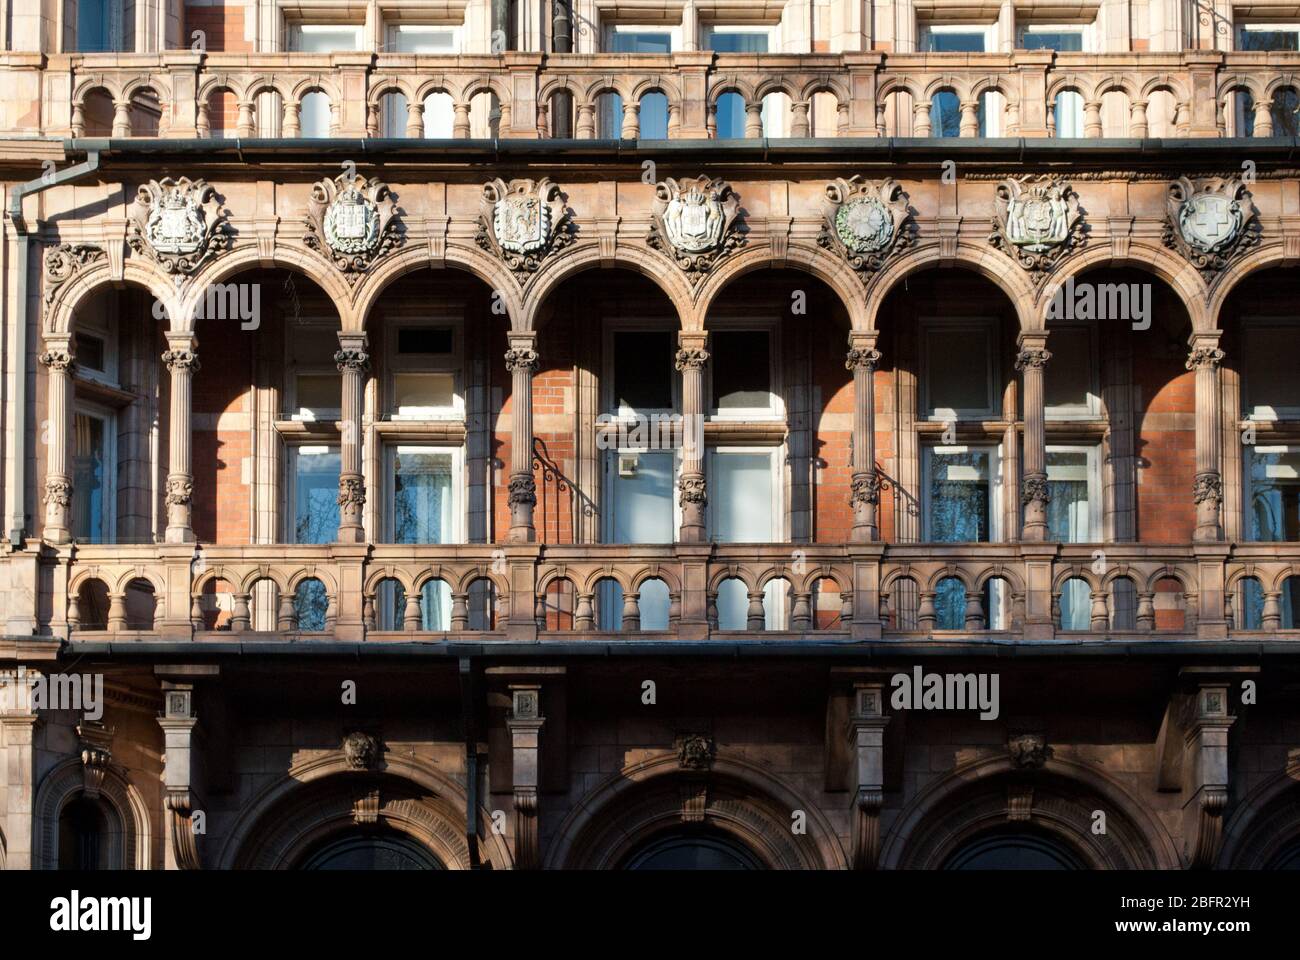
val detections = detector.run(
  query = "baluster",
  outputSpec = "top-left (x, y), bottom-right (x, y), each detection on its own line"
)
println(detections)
top-left (1083, 99), bottom-right (1103, 137)
top-left (535, 593), bottom-right (547, 629)
top-left (1051, 591), bottom-right (1062, 627)
top-left (575, 102), bottom-right (596, 138)
top-left (1184, 593), bottom-right (1199, 630)
top-left (196, 101), bottom-right (211, 138)
top-left (744, 103), bottom-right (763, 138)
top-left (67, 593), bottom-right (82, 631)
top-left (453, 102), bottom-right (472, 138)
top-left (71, 102), bottom-right (86, 138)
top-left (918, 592), bottom-right (937, 630)
top-left (451, 593), bottom-right (470, 630)
top-left (236, 100), bottom-right (255, 137)
top-left (363, 595), bottom-right (377, 631)
top-left (277, 593), bottom-right (297, 631)
top-left (959, 100), bottom-right (979, 137)
top-left (912, 102), bottom-right (932, 137)
top-left (1129, 99), bottom-right (1149, 137)
top-left (1262, 592), bottom-right (1282, 630)
top-left (747, 591), bottom-right (766, 630)
top-left (879, 590), bottom-right (891, 629)
top-left (706, 102), bottom-right (717, 138)
top-left (406, 100), bottom-right (425, 138)
top-left (404, 591), bottom-right (422, 631)
top-left (621, 591), bottom-right (640, 631)
top-left (964, 592), bottom-right (984, 630)
top-left (366, 102), bottom-right (380, 137)
top-left (281, 101), bottom-right (299, 137)
top-left (190, 595), bottom-right (204, 630)
top-left (840, 591), bottom-right (853, 627)
top-left (1224, 591), bottom-right (1235, 631)
top-left (621, 101), bottom-right (640, 139)
top-left (112, 100), bottom-right (132, 137)
top-left (231, 593), bottom-right (251, 632)
top-left (792, 592), bottom-right (812, 631)
top-left (790, 100), bottom-right (811, 137)
top-left (707, 592), bottom-right (719, 629)
top-left (1090, 589), bottom-right (1110, 631)
top-left (575, 593), bottom-right (595, 631)
top-left (669, 592), bottom-right (681, 628)
top-left (1136, 592), bottom-right (1156, 630)
top-left (667, 101), bottom-right (681, 138)
top-left (107, 594), bottom-right (127, 631)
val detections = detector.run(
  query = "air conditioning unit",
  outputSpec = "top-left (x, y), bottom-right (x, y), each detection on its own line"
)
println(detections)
top-left (618, 454), bottom-right (639, 478)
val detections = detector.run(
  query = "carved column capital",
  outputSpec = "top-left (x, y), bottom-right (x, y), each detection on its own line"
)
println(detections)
top-left (508, 474), bottom-right (537, 508)
top-left (1186, 345), bottom-right (1225, 371)
top-left (845, 347), bottom-right (882, 372)
top-left (674, 347), bottom-right (710, 371)
top-left (39, 347), bottom-right (75, 372)
top-left (678, 474), bottom-right (707, 507)
top-left (1015, 346), bottom-right (1052, 371)
top-left (161, 347), bottom-right (200, 372)
top-left (1021, 474), bottom-right (1052, 506)
top-left (1193, 472), bottom-right (1223, 506)
top-left (504, 346), bottom-right (540, 373)
top-left (334, 348), bottom-right (370, 373)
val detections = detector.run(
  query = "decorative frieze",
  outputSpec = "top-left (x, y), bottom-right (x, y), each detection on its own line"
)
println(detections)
top-left (818, 177), bottom-right (914, 281)
top-left (1162, 176), bottom-right (1261, 282)
top-left (305, 174), bottom-right (403, 280)
top-left (476, 177), bottom-right (574, 277)
top-left (127, 177), bottom-right (230, 275)
top-left (648, 176), bottom-right (744, 283)
top-left (989, 177), bottom-right (1085, 274)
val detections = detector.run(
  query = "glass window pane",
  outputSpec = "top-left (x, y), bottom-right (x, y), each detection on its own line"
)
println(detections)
top-left (422, 580), bottom-right (452, 630)
top-left (398, 328), bottom-right (453, 355)
top-left (613, 331), bottom-right (673, 411)
top-left (1247, 326), bottom-right (1297, 418)
top-left (295, 447), bottom-right (340, 544)
top-left (931, 90), bottom-right (961, 137)
top-left (72, 413), bottom-right (107, 543)
top-left (300, 91), bottom-right (331, 137)
top-left (640, 578), bottom-right (670, 629)
top-left (711, 331), bottom-right (771, 410)
top-left (390, 26), bottom-right (457, 53)
top-left (709, 32), bottom-right (769, 52)
top-left (1046, 449), bottom-right (1092, 541)
top-left (936, 577), bottom-right (965, 629)
top-left (1022, 31), bottom-right (1083, 51)
top-left (78, 335), bottom-right (106, 373)
top-left (610, 451), bottom-right (674, 543)
top-left (290, 25), bottom-right (360, 52)
top-left (1240, 28), bottom-right (1300, 51)
top-left (1249, 448), bottom-right (1300, 541)
top-left (609, 32), bottom-right (671, 53)
top-left (926, 327), bottom-right (990, 417)
top-left (927, 448), bottom-right (991, 542)
top-left (712, 453), bottom-right (774, 542)
top-left (424, 92), bottom-right (455, 137)
top-left (639, 92), bottom-right (669, 138)
top-left (716, 579), bottom-right (748, 629)
top-left (1059, 579), bottom-right (1090, 629)
top-left (925, 31), bottom-right (985, 52)
top-left (1044, 327), bottom-right (1092, 412)
top-left (597, 579), bottom-right (624, 630)
top-left (295, 374), bottom-right (340, 416)
top-left (394, 373), bottom-right (455, 414)
top-left (716, 91), bottom-right (746, 139)
top-left (1055, 90), bottom-right (1084, 136)
top-left (294, 579), bottom-right (328, 631)
top-left (393, 448), bottom-right (454, 543)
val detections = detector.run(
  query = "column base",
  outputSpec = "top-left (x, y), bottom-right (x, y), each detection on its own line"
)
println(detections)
top-left (164, 527), bottom-right (196, 544)
top-left (335, 525), bottom-right (366, 544)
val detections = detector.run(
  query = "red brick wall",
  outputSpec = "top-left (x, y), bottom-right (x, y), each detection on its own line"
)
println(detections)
top-left (184, 3), bottom-right (250, 53)
top-left (192, 322), bottom-right (251, 544)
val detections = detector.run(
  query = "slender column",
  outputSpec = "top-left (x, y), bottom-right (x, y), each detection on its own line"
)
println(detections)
top-left (40, 339), bottom-right (75, 543)
top-left (505, 335), bottom-right (539, 542)
top-left (162, 335), bottom-right (199, 543)
top-left (676, 335), bottom-right (709, 543)
top-left (1189, 335), bottom-right (1225, 541)
top-left (847, 334), bottom-right (882, 542)
top-left (1017, 334), bottom-right (1051, 542)
top-left (335, 334), bottom-right (369, 543)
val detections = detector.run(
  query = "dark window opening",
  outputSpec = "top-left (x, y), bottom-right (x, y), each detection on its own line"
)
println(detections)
top-left (710, 331), bottom-right (771, 410)
top-left (612, 331), bottom-right (673, 411)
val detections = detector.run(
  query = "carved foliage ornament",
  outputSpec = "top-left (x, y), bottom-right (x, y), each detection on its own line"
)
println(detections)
top-left (305, 174), bottom-right (403, 280)
top-left (128, 177), bottom-right (230, 275)
top-left (819, 177), bottom-right (915, 280)
top-left (989, 177), bottom-right (1085, 273)
top-left (1162, 176), bottom-right (1261, 281)
top-left (476, 177), bottom-right (574, 276)
top-left (648, 176), bottom-right (743, 282)
top-left (43, 244), bottom-right (105, 317)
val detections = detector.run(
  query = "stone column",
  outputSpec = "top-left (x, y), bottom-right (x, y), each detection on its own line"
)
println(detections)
top-left (335, 334), bottom-right (369, 544)
top-left (0, 667), bottom-right (41, 868)
top-left (162, 335), bottom-right (199, 543)
top-left (1189, 336), bottom-right (1225, 542)
top-left (40, 340), bottom-right (75, 543)
top-left (505, 335), bottom-right (539, 542)
top-left (506, 685), bottom-right (545, 869)
top-left (1016, 334), bottom-right (1051, 541)
top-left (158, 682), bottom-right (203, 869)
top-left (847, 334), bottom-right (882, 542)
top-left (676, 335), bottom-right (709, 543)
top-left (848, 683), bottom-right (889, 869)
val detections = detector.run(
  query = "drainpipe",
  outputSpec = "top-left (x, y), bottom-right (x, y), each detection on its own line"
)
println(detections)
top-left (551, 0), bottom-right (573, 138)
top-left (4, 149), bottom-right (101, 546)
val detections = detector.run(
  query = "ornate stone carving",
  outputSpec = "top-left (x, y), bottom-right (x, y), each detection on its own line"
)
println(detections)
top-left (165, 476), bottom-right (193, 507)
top-left (304, 174), bottom-right (403, 280)
top-left (336, 476), bottom-right (366, 507)
top-left (161, 347), bottom-right (200, 372)
top-left (508, 475), bottom-right (537, 508)
top-left (476, 177), bottom-right (574, 276)
top-left (676, 733), bottom-right (715, 770)
top-left (818, 177), bottom-right (915, 281)
top-left (43, 244), bottom-right (105, 316)
top-left (333, 348), bottom-right (370, 373)
top-left (341, 731), bottom-right (381, 770)
top-left (77, 720), bottom-right (115, 799)
top-left (1021, 475), bottom-right (1052, 506)
top-left (1193, 472), bottom-right (1224, 506)
top-left (850, 472), bottom-right (884, 506)
top-left (1015, 347), bottom-right (1052, 370)
top-left (39, 347), bottom-right (75, 373)
top-left (1186, 345), bottom-right (1225, 371)
top-left (845, 347), bottom-right (882, 372)
top-left (989, 177), bottom-right (1085, 273)
top-left (128, 177), bottom-right (230, 275)
top-left (674, 347), bottom-right (710, 371)
top-left (648, 176), bottom-right (744, 282)
top-left (1008, 732), bottom-right (1052, 769)
top-left (43, 476), bottom-right (72, 507)
top-left (1163, 176), bottom-right (1261, 281)
top-left (504, 346), bottom-right (540, 373)
top-left (678, 475), bottom-right (707, 507)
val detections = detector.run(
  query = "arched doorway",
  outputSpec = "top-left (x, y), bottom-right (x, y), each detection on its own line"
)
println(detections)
top-left (297, 828), bottom-right (446, 870)
top-left (943, 828), bottom-right (1086, 870)
top-left (621, 828), bottom-right (765, 870)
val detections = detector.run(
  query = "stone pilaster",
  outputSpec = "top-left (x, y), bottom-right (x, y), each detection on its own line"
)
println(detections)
top-left (39, 340), bottom-right (75, 543)
top-left (162, 335), bottom-right (199, 543)
top-left (506, 684), bottom-right (545, 869)
top-left (334, 334), bottom-right (369, 544)
top-left (1016, 334), bottom-right (1051, 542)
top-left (505, 336), bottom-right (539, 543)
top-left (158, 682), bottom-right (204, 869)
top-left (848, 683), bottom-right (889, 869)
top-left (0, 667), bottom-right (41, 868)
top-left (847, 334), bottom-right (882, 543)
top-left (1188, 335), bottom-right (1225, 542)
top-left (675, 335), bottom-right (709, 543)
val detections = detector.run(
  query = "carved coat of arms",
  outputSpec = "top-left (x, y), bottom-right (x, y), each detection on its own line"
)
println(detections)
top-left (476, 177), bottom-right (573, 276)
top-left (128, 177), bottom-right (229, 275)
top-left (1162, 176), bottom-right (1261, 281)
top-left (818, 177), bottom-right (914, 281)
top-left (648, 176), bottom-right (743, 281)
top-left (989, 177), bottom-right (1084, 273)
top-left (305, 174), bottom-right (402, 280)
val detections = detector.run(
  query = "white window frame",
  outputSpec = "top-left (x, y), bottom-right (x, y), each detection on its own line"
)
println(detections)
top-left (706, 445), bottom-right (785, 542)
top-left (705, 320), bottom-right (784, 421)
top-left (603, 321), bottom-right (681, 420)
top-left (286, 443), bottom-right (340, 544)
top-left (383, 443), bottom-right (465, 543)
top-left (383, 23), bottom-right (461, 53)
top-left (74, 314), bottom-right (119, 388)
top-left (1044, 322), bottom-right (1101, 419)
top-left (387, 317), bottom-right (464, 421)
top-left (286, 22), bottom-right (363, 52)
top-left (919, 317), bottom-right (999, 421)
top-left (603, 23), bottom-right (680, 52)
top-left (1018, 23), bottom-right (1093, 53)
top-left (1045, 443), bottom-right (1102, 542)
top-left (1241, 317), bottom-right (1300, 420)
top-left (71, 402), bottom-right (117, 544)
top-left (703, 24), bottom-right (779, 51)
top-left (921, 443), bottom-right (1004, 542)
top-left (601, 446), bottom-right (682, 543)
top-left (286, 319), bottom-right (341, 422)
top-left (1243, 444), bottom-right (1300, 541)
top-left (920, 23), bottom-right (996, 53)
top-left (1237, 23), bottom-right (1300, 51)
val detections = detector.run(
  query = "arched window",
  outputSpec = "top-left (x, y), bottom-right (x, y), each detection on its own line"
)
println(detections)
top-left (58, 795), bottom-right (109, 870)
top-left (621, 829), bottom-right (764, 870)
top-left (943, 829), bottom-right (1086, 870)
top-left (298, 829), bottom-right (445, 870)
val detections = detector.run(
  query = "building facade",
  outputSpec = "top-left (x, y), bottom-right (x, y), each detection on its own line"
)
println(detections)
top-left (0, 0), bottom-right (1299, 871)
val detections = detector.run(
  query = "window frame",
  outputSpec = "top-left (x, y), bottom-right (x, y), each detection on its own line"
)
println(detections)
top-left (74, 313), bottom-right (119, 388)
top-left (383, 443), bottom-right (466, 544)
top-left (919, 22), bottom-right (996, 53)
top-left (704, 319), bottom-right (784, 422)
top-left (921, 442), bottom-right (1004, 543)
top-left (706, 445), bottom-right (786, 543)
top-left (285, 318), bottom-right (342, 422)
top-left (285, 442), bottom-right (341, 544)
top-left (70, 401), bottom-right (117, 544)
top-left (1241, 316), bottom-right (1300, 421)
top-left (1236, 23), bottom-right (1300, 51)
top-left (919, 317), bottom-right (1000, 421)
top-left (1018, 23), bottom-right (1092, 53)
top-left (385, 315), bottom-right (465, 421)
top-left (603, 23), bottom-right (680, 52)
top-left (285, 22), bottom-right (364, 53)
top-left (1243, 443), bottom-right (1300, 542)
top-left (1045, 443), bottom-right (1102, 542)
top-left (602, 321), bottom-right (682, 420)
top-left (383, 23), bottom-right (461, 53)
top-left (601, 445), bottom-right (682, 544)
top-left (1044, 322), bottom-right (1102, 420)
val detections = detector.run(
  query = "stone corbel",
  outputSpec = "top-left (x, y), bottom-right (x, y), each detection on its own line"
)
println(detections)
top-left (426, 215), bottom-right (450, 265)
top-left (1154, 668), bottom-right (1253, 869)
top-left (506, 685), bottom-right (545, 870)
top-left (847, 683), bottom-right (889, 870)
top-left (76, 718), bottom-right (114, 799)
top-left (936, 216), bottom-right (962, 263)
top-left (253, 216), bottom-right (280, 265)
top-left (157, 681), bottom-right (206, 870)
top-left (1108, 216), bottom-right (1135, 261)
top-left (594, 216), bottom-right (620, 265)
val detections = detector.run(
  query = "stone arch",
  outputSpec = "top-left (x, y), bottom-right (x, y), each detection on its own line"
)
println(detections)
top-left (219, 752), bottom-right (512, 869)
top-left (1141, 74), bottom-right (1190, 103)
top-left (708, 566), bottom-right (756, 595)
top-left (628, 567), bottom-right (682, 595)
top-left (44, 262), bottom-right (181, 337)
top-left (971, 566), bottom-right (1026, 596)
top-left (543, 753), bottom-right (847, 869)
top-left (364, 566), bottom-right (416, 596)
top-left (922, 75), bottom-right (971, 101)
top-left (110, 568), bottom-right (165, 597)
top-left (969, 75), bottom-right (1013, 99)
top-left (1094, 75), bottom-right (1138, 99)
top-left (753, 76), bottom-right (800, 101)
top-left (369, 77), bottom-right (414, 102)
top-left (243, 76), bottom-right (289, 103)
top-left (863, 244), bottom-right (1037, 333)
top-left (521, 244), bottom-right (694, 330)
top-left (880, 755), bottom-right (1179, 869)
top-left (925, 566), bottom-right (978, 593)
top-left (458, 76), bottom-right (510, 106)
top-left (877, 77), bottom-right (922, 101)
top-left (1141, 566), bottom-right (1193, 594)
top-left (1052, 566), bottom-right (1101, 594)
top-left (410, 78), bottom-right (458, 102)
top-left (1208, 244), bottom-right (1298, 326)
top-left (33, 757), bottom-right (153, 869)
top-left (1218, 760), bottom-right (1300, 868)
top-left (1036, 244), bottom-right (1210, 331)
top-left (707, 76), bottom-right (758, 101)
top-left (1045, 74), bottom-right (1096, 102)
top-left (693, 243), bottom-right (867, 331)
top-left (629, 75), bottom-right (683, 103)
top-left (352, 244), bottom-right (522, 332)
top-left (120, 76), bottom-right (171, 102)
top-left (178, 247), bottom-right (355, 331)
top-left (288, 75), bottom-right (341, 103)
top-left (799, 77), bottom-right (851, 104)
